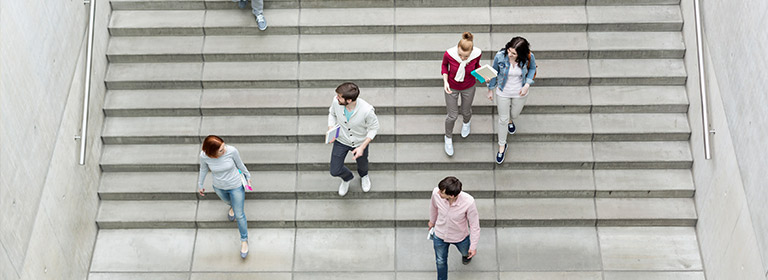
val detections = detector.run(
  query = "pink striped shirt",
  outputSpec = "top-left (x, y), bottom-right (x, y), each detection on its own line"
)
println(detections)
top-left (429, 187), bottom-right (481, 251)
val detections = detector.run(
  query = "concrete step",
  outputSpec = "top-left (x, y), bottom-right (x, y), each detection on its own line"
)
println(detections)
top-left (103, 59), bottom-right (687, 90)
top-left (108, 6), bottom-right (682, 36)
top-left (95, 197), bottom-right (695, 229)
top-left (106, 32), bottom-right (684, 63)
top-left (99, 141), bottom-right (692, 172)
top-left (100, 112), bottom-right (690, 144)
top-left (98, 169), bottom-right (694, 200)
top-left (88, 227), bottom-right (703, 276)
top-left (109, 0), bottom-right (682, 10)
top-left (586, 5), bottom-right (682, 31)
top-left (102, 86), bottom-right (689, 117)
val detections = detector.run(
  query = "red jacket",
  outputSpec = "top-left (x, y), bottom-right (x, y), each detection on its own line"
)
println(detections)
top-left (441, 50), bottom-right (482, 90)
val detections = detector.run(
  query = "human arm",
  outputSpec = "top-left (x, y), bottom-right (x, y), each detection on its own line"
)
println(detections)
top-left (197, 155), bottom-right (209, 196)
top-left (524, 53), bottom-right (536, 86)
top-left (328, 99), bottom-right (338, 130)
top-left (486, 53), bottom-right (501, 100)
top-left (466, 200), bottom-right (481, 256)
top-left (442, 74), bottom-right (452, 94)
top-left (441, 53), bottom-right (452, 94)
top-left (519, 53), bottom-right (536, 97)
top-left (428, 189), bottom-right (438, 229)
top-left (231, 146), bottom-right (251, 186)
top-left (352, 109), bottom-right (380, 159)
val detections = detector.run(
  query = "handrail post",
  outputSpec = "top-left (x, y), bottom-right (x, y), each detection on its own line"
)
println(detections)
top-left (693, 0), bottom-right (714, 160)
top-left (78, 0), bottom-right (96, 165)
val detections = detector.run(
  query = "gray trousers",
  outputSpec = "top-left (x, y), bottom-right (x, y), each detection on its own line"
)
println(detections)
top-left (497, 95), bottom-right (528, 146)
top-left (232, 0), bottom-right (264, 15)
top-left (444, 87), bottom-right (476, 138)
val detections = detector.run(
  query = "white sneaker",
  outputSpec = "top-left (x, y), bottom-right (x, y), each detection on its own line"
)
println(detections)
top-left (461, 121), bottom-right (471, 138)
top-left (444, 136), bottom-right (454, 156)
top-left (338, 179), bottom-right (350, 196)
top-left (361, 175), bottom-right (371, 192)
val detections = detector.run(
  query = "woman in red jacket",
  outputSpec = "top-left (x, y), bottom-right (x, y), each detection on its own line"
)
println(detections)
top-left (441, 32), bottom-right (482, 156)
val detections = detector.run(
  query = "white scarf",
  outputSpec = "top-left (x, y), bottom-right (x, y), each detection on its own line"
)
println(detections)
top-left (447, 46), bottom-right (482, 83)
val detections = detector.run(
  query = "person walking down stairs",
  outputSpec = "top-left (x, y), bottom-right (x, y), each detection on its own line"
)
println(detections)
top-left (441, 32), bottom-right (482, 156)
top-left (232, 0), bottom-right (267, 30)
top-left (486, 36), bottom-right (537, 164)
top-left (197, 135), bottom-right (251, 259)
top-left (428, 176), bottom-right (481, 280)
top-left (327, 82), bottom-right (380, 197)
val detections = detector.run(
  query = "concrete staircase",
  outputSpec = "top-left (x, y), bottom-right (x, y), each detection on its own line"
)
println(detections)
top-left (89, 0), bottom-right (705, 279)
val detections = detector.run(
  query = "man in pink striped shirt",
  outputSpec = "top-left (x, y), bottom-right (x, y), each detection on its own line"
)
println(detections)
top-left (428, 176), bottom-right (481, 280)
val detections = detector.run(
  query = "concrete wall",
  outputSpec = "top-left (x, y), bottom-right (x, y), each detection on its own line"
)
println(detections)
top-left (0, 0), bottom-right (110, 279)
top-left (680, 0), bottom-right (768, 279)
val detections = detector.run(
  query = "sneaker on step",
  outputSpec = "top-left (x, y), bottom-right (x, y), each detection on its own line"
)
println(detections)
top-left (496, 144), bottom-right (508, 164)
top-left (361, 175), bottom-right (371, 192)
top-left (338, 179), bottom-right (350, 197)
top-left (444, 136), bottom-right (454, 156)
top-left (255, 14), bottom-right (268, 31)
top-left (507, 121), bottom-right (516, 134)
top-left (461, 121), bottom-right (471, 138)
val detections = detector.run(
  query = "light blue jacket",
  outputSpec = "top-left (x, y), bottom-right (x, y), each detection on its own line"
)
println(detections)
top-left (487, 50), bottom-right (537, 91)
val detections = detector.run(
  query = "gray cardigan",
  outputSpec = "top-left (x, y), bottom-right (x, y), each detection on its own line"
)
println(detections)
top-left (327, 97), bottom-right (380, 148)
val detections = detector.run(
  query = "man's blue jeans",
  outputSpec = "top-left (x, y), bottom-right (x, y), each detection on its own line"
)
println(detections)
top-left (213, 185), bottom-right (248, 242)
top-left (231, 0), bottom-right (264, 15)
top-left (432, 235), bottom-right (470, 280)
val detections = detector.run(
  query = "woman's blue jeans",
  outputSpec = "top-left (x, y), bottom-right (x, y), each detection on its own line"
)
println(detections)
top-left (432, 235), bottom-right (470, 280)
top-left (213, 185), bottom-right (248, 242)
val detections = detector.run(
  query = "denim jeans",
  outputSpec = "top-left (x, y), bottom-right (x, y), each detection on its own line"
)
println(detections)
top-left (432, 235), bottom-right (470, 280)
top-left (231, 0), bottom-right (264, 15)
top-left (213, 185), bottom-right (248, 241)
top-left (329, 140), bottom-right (369, 182)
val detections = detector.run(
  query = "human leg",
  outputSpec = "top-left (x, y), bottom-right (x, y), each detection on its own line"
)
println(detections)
top-left (458, 87), bottom-right (476, 124)
top-left (228, 186), bottom-right (248, 242)
top-left (251, 0), bottom-right (263, 15)
top-left (510, 95), bottom-right (528, 120)
top-left (455, 235), bottom-right (471, 264)
top-left (432, 235), bottom-right (450, 280)
top-left (496, 96), bottom-right (512, 148)
top-left (330, 141), bottom-right (354, 181)
top-left (444, 91), bottom-right (460, 138)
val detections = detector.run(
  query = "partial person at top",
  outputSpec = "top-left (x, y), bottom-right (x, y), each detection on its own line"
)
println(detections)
top-left (233, 0), bottom-right (267, 30)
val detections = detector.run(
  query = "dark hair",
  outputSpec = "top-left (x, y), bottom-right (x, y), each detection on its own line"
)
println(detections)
top-left (335, 82), bottom-right (360, 102)
top-left (501, 36), bottom-right (531, 66)
top-left (202, 135), bottom-right (224, 158)
top-left (438, 176), bottom-right (462, 197)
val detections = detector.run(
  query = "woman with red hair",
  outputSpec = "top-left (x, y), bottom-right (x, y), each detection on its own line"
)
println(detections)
top-left (198, 135), bottom-right (251, 258)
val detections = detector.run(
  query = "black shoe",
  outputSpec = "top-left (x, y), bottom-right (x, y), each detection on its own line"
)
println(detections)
top-left (507, 121), bottom-right (516, 134)
top-left (462, 255), bottom-right (471, 265)
top-left (496, 144), bottom-right (507, 164)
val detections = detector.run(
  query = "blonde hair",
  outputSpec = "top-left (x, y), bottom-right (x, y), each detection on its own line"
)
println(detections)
top-left (458, 32), bottom-right (474, 52)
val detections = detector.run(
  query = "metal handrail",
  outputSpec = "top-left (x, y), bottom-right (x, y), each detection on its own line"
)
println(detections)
top-left (693, 0), bottom-right (714, 159)
top-left (77, 0), bottom-right (96, 165)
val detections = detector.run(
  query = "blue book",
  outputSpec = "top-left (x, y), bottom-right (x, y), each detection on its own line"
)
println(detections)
top-left (325, 125), bottom-right (341, 144)
top-left (470, 64), bottom-right (497, 84)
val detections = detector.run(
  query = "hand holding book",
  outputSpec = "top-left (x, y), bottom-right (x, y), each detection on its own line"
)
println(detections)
top-left (470, 64), bottom-right (498, 84)
top-left (325, 125), bottom-right (341, 144)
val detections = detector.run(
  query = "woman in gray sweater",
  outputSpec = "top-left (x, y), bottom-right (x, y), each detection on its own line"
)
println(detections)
top-left (198, 135), bottom-right (251, 258)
